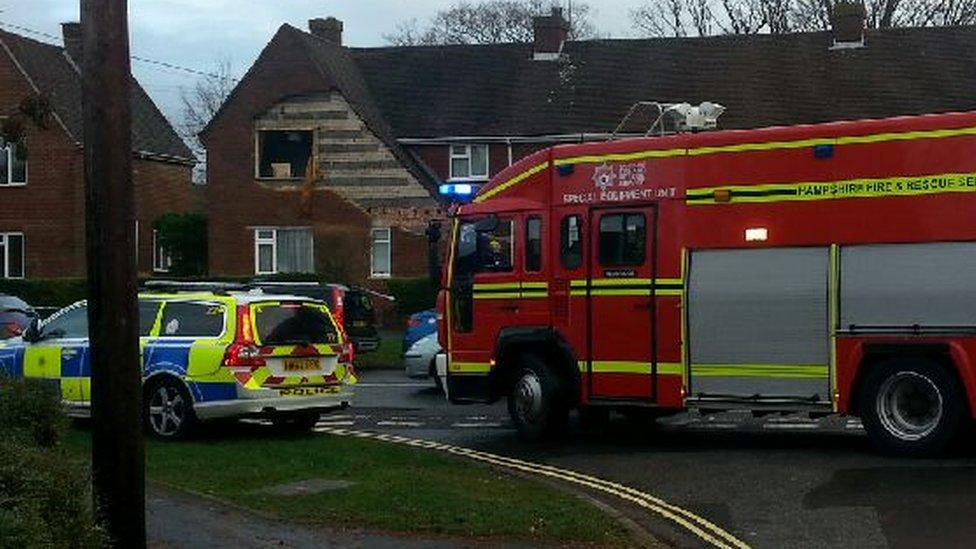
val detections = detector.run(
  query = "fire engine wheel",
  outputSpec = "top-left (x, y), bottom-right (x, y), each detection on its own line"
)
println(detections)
top-left (144, 377), bottom-right (196, 440)
top-left (507, 355), bottom-right (568, 440)
top-left (860, 357), bottom-right (966, 457)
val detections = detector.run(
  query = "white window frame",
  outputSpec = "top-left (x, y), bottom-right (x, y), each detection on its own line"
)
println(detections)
top-left (449, 144), bottom-right (489, 181)
top-left (153, 230), bottom-right (172, 273)
top-left (370, 227), bottom-right (392, 279)
top-left (253, 227), bottom-right (314, 275)
top-left (0, 140), bottom-right (27, 187)
top-left (0, 232), bottom-right (25, 279)
top-left (254, 229), bottom-right (278, 275)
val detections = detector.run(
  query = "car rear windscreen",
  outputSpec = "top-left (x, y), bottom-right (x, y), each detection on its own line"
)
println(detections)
top-left (253, 302), bottom-right (339, 345)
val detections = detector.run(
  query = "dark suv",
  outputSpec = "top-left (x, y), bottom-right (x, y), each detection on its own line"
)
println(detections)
top-left (252, 282), bottom-right (382, 353)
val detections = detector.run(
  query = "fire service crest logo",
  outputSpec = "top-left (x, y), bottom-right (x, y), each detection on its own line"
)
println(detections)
top-left (593, 164), bottom-right (617, 189)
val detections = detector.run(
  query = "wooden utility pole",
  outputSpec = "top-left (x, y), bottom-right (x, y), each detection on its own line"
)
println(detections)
top-left (81, 1), bottom-right (146, 547)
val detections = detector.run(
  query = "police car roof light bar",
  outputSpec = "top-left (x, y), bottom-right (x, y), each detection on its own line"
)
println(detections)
top-left (141, 280), bottom-right (250, 295)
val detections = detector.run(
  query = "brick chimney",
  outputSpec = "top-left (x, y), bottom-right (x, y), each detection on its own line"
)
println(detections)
top-left (830, 1), bottom-right (866, 49)
top-left (309, 17), bottom-right (343, 45)
top-left (532, 7), bottom-right (569, 60)
top-left (61, 22), bottom-right (82, 61)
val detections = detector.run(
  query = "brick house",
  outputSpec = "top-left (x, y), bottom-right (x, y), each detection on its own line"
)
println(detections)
top-left (205, 9), bottom-right (976, 283)
top-left (0, 24), bottom-right (195, 280)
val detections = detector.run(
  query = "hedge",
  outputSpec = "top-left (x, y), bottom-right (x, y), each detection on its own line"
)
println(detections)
top-left (0, 275), bottom-right (439, 316)
top-left (386, 277), bottom-right (437, 316)
top-left (0, 377), bottom-right (104, 548)
top-left (0, 278), bottom-right (88, 309)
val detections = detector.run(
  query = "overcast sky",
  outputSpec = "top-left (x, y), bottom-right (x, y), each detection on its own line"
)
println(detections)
top-left (0, 1), bottom-right (643, 130)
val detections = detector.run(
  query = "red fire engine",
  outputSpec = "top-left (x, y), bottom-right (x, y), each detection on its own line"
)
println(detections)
top-left (435, 109), bottom-right (976, 456)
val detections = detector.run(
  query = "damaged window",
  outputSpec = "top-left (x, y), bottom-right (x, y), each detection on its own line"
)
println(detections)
top-left (257, 130), bottom-right (312, 179)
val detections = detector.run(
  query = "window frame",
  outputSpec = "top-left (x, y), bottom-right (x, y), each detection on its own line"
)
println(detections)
top-left (449, 144), bottom-right (489, 181)
top-left (598, 213), bottom-right (647, 267)
top-left (152, 230), bottom-right (172, 273)
top-left (0, 139), bottom-right (27, 187)
top-left (560, 215), bottom-right (583, 271)
top-left (254, 129), bottom-right (314, 181)
top-left (370, 227), bottom-right (392, 279)
top-left (254, 228), bottom-right (278, 275)
top-left (156, 300), bottom-right (228, 340)
top-left (0, 232), bottom-right (25, 279)
top-left (525, 216), bottom-right (543, 273)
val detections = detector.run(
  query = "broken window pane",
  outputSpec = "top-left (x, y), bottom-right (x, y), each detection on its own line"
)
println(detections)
top-left (257, 131), bottom-right (312, 179)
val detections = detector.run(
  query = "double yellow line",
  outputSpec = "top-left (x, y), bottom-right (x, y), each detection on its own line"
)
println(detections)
top-left (318, 427), bottom-right (751, 549)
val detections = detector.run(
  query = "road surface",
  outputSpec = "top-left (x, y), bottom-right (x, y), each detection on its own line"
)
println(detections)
top-left (347, 369), bottom-right (976, 549)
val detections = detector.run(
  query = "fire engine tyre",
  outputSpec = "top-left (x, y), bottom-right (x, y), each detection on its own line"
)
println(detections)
top-left (859, 358), bottom-right (966, 457)
top-left (272, 411), bottom-right (321, 433)
top-left (507, 355), bottom-right (569, 440)
top-left (144, 377), bottom-right (197, 440)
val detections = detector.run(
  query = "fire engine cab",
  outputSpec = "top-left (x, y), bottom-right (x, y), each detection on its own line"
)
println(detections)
top-left (436, 108), bottom-right (976, 456)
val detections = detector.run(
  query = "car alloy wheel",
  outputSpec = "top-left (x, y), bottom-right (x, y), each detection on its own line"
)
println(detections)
top-left (148, 383), bottom-right (188, 438)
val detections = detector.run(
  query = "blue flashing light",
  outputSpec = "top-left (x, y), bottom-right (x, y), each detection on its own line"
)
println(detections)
top-left (439, 183), bottom-right (477, 200)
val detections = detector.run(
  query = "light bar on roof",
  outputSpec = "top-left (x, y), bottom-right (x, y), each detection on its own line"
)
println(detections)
top-left (439, 183), bottom-right (476, 198)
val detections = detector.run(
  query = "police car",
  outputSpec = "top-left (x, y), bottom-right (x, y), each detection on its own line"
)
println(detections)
top-left (0, 284), bottom-right (356, 439)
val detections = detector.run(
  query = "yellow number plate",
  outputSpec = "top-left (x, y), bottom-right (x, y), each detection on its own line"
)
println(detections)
top-left (283, 358), bottom-right (319, 372)
top-left (279, 386), bottom-right (341, 397)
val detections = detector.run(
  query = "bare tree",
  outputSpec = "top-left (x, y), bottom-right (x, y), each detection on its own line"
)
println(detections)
top-left (632, 0), bottom-right (689, 37)
top-left (384, 0), bottom-right (597, 46)
top-left (179, 61), bottom-right (235, 184)
top-left (632, 0), bottom-right (976, 37)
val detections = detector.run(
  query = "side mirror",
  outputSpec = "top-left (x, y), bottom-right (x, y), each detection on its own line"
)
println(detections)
top-left (22, 316), bottom-right (40, 343)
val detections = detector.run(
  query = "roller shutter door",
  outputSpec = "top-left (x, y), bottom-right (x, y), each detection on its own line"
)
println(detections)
top-left (688, 247), bottom-right (831, 401)
top-left (840, 242), bottom-right (976, 330)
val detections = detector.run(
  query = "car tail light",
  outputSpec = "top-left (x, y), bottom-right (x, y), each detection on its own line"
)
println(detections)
top-left (223, 305), bottom-right (266, 369)
top-left (333, 341), bottom-right (356, 364)
top-left (331, 287), bottom-right (346, 330)
top-left (223, 342), bottom-right (266, 369)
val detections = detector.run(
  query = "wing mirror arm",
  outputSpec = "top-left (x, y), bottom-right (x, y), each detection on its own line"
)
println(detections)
top-left (22, 317), bottom-right (41, 343)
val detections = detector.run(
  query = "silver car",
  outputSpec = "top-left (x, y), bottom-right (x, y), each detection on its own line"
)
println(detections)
top-left (404, 331), bottom-right (442, 391)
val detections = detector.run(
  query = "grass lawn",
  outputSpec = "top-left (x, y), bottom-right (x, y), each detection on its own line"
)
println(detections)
top-left (64, 427), bottom-right (630, 545)
top-left (355, 330), bottom-right (404, 369)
